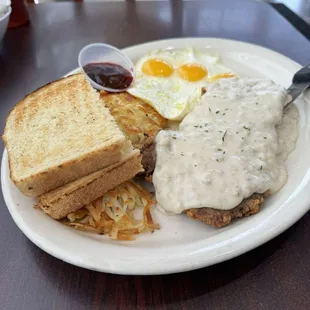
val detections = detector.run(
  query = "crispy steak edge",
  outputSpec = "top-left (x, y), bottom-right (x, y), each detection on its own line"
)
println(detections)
top-left (186, 192), bottom-right (270, 228)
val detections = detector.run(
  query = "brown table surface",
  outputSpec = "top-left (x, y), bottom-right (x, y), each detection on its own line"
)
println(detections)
top-left (1, 1), bottom-right (310, 309)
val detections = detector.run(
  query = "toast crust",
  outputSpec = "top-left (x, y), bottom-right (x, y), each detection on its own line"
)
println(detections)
top-left (37, 151), bottom-right (143, 219)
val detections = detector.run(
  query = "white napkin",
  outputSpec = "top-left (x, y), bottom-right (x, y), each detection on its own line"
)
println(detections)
top-left (0, 0), bottom-right (11, 5)
top-left (0, 0), bottom-right (11, 17)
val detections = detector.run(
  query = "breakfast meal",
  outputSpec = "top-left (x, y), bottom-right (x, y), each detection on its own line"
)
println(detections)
top-left (2, 45), bottom-right (299, 241)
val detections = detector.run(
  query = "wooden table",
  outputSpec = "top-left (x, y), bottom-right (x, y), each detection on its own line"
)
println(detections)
top-left (1, 1), bottom-right (310, 309)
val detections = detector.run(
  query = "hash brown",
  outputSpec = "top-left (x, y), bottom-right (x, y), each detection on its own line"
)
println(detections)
top-left (100, 91), bottom-right (167, 150)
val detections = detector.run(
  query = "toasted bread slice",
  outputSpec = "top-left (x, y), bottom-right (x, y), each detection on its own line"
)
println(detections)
top-left (3, 74), bottom-right (127, 197)
top-left (37, 150), bottom-right (143, 220)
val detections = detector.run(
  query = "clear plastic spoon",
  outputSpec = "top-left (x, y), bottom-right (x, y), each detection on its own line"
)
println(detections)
top-left (78, 43), bottom-right (135, 92)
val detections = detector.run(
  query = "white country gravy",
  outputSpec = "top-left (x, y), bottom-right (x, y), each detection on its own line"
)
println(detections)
top-left (153, 78), bottom-right (299, 213)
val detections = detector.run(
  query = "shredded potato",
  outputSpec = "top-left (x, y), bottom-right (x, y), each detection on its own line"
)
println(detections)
top-left (62, 181), bottom-right (159, 241)
top-left (99, 92), bottom-right (167, 149)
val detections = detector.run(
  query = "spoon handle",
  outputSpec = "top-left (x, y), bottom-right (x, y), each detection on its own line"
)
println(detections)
top-left (292, 63), bottom-right (310, 84)
top-left (285, 63), bottom-right (310, 110)
top-left (287, 83), bottom-right (310, 102)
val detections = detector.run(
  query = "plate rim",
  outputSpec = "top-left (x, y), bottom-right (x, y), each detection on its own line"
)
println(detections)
top-left (2, 37), bottom-right (310, 275)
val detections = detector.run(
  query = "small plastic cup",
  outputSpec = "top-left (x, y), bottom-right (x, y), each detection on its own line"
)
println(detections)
top-left (78, 43), bottom-right (135, 92)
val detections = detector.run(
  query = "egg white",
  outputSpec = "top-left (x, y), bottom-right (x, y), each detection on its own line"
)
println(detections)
top-left (127, 47), bottom-right (233, 120)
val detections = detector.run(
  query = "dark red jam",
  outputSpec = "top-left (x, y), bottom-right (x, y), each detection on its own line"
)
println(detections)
top-left (83, 62), bottom-right (133, 90)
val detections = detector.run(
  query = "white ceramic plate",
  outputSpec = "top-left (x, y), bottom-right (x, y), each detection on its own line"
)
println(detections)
top-left (2, 38), bottom-right (310, 275)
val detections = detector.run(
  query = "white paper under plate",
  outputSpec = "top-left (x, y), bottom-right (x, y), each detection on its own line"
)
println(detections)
top-left (2, 38), bottom-right (310, 275)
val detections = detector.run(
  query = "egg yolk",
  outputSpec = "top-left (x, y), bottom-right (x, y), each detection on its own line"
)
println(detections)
top-left (177, 64), bottom-right (207, 82)
top-left (209, 73), bottom-right (236, 82)
top-left (142, 59), bottom-right (173, 77)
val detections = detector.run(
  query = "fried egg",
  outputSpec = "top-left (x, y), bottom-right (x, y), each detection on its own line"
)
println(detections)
top-left (127, 47), bottom-right (234, 120)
